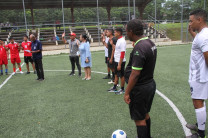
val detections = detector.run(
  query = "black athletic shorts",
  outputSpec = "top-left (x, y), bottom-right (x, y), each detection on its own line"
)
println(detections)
top-left (129, 80), bottom-right (156, 120)
top-left (114, 62), bottom-right (125, 77)
top-left (105, 57), bottom-right (108, 64)
top-left (24, 56), bottom-right (33, 64)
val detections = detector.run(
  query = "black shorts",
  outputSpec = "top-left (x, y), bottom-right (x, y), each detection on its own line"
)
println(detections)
top-left (129, 80), bottom-right (156, 120)
top-left (105, 57), bottom-right (108, 64)
top-left (24, 56), bottom-right (33, 64)
top-left (114, 62), bottom-right (125, 77)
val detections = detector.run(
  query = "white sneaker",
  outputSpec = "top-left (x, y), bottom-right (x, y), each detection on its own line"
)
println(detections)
top-left (82, 78), bottom-right (86, 80)
top-left (20, 71), bottom-right (24, 74)
top-left (108, 80), bottom-right (114, 84)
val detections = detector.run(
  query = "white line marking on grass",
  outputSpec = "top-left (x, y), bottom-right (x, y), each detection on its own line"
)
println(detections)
top-left (156, 90), bottom-right (192, 136)
top-left (0, 63), bottom-right (25, 89)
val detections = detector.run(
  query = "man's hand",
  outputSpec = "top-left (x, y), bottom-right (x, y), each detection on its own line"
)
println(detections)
top-left (62, 33), bottom-right (65, 38)
top-left (109, 59), bottom-right (113, 64)
top-left (124, 94), bottom-right (131, 104)
top-left (76, 40), bottom-right (79, 46)
top-left (188, 25), bottom-right (196, 38)
top-left (102, 37), bottom-right (106, 43)
top-left (117, 65), bottom-right (121, 71)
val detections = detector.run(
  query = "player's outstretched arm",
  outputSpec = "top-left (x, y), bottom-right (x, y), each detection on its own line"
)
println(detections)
top-left (62, 33), bottom-right (67, 44)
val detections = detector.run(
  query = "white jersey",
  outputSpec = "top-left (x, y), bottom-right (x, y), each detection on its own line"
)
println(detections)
top-left (105, 37), bottom-right (109, 57)
top-left (114, 37), bottom-right (126, 62)
top-left (189, 28), bottom-right (208, 82)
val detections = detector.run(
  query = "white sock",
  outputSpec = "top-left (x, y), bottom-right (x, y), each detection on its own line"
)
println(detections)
top-left (195, 106), bottom-right (206, 130)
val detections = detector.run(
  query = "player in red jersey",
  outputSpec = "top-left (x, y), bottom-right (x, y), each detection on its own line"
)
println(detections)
top-left (21, 35), bottom-right (36, 74)
top-left (0, 38), bottom-right (9, 75)
top-left (4, 37), bottom-right (23, 74)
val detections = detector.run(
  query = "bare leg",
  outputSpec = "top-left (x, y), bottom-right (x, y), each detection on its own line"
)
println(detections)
top-left (26, 63), bottom-right (29, 72)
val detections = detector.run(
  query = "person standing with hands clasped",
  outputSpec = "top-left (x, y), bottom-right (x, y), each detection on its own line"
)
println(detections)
top-left (62, 32), bottom-right (81, 77)
top-left (30, 34), bottom-right (44, 81)
top-left (124, 19), bottom-right (157, 138)
top-left (79, 34), bottom-right (92, 80)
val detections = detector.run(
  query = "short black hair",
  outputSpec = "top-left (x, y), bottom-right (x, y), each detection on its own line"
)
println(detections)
top-left (115, 28), bottom-right (123, 35)
top-left (190, 9), bottom-right (207, 21)
top-left (9, 36), bottom-right (14, 40)
top-left (23, 35), bottom-right (28, 38)
top-left (81, 34), bottom-right (91, 43)
top-left (127, 19), bottom-right (144, 36)
top-left (107, 28), bottom-right (114, 35)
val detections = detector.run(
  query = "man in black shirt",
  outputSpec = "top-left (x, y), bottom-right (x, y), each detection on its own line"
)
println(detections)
top-left (102, 29), bottom-right (117, 83)
top-left (124, 19), bottom-right (157, 138)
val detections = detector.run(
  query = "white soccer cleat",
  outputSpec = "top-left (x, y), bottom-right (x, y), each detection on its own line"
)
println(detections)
top-left (20, 71), bottom-right (24, 74)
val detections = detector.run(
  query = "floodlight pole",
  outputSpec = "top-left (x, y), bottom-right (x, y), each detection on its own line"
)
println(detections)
top-left (181, 0), bottom-right (184, 42)
top-left (154, 0), bottom-right (157, 42)
top-left (62, 0), bottom-right (66, 48)
top-left (22, 0), bottom-right (28, 35)
top-left (133, 0), bottom-right (136, 19)
top-left (204, 0), bottom-right (206, 10)
top-left (128, 0), bottom-right (131, 21)
top-left (97, 0), bottom-right (100, 46)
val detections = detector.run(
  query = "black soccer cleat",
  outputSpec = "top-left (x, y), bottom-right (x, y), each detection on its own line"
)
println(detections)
top-left (186, 123), bottom-right (198, 132)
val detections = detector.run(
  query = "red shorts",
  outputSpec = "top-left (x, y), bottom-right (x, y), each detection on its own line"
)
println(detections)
top-left (0, 57), bottom-right (8, 65)
top-left (11, 56), bottom-right (21, 64)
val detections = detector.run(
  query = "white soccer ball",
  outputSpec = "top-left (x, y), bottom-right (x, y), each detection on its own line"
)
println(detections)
top-left (111, 129), bottom-right (127, 138)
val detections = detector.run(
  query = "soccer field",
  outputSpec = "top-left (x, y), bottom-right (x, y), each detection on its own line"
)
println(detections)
top-left (0, 44), bottom-right (205, 138)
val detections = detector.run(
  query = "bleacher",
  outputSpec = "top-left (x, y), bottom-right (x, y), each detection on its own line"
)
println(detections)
top-left (0, 24), bottom-right (168, 46)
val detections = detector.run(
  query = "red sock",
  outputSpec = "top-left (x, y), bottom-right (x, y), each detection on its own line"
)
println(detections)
top-left (19, 68), bottom-right (22, 71)
top-left (13, 68), bottom-right (16, 72)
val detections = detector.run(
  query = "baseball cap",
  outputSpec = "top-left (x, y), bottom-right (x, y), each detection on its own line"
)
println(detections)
top-left (69, 33), bottom-right (76, 37)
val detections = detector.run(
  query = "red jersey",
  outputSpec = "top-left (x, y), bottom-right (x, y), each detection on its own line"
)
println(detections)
top-left (21, 41), bottom-right (32, 57)
top-left (6, 42), bottom-right (20, 58)
top-left (0, 45), bottom-right (7, 58)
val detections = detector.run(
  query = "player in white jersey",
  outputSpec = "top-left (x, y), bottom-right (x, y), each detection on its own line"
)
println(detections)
top-left (186, 9), bottom-right (208, 138)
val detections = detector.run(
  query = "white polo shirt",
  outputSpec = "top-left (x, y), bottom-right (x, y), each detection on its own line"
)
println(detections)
top-left (114, 36), bottom-right (126, 62)
top-left (189, 27), bottom-right (208, 82)
top-left (105, 37), bottom-right (109, 57)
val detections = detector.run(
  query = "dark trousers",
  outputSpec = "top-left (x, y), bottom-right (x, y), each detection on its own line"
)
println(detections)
top-left (69, 56), bottom-right (81, 74)
top-left (34, 59), bottom-right (44, 79)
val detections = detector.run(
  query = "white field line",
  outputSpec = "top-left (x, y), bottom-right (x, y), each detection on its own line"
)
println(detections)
top-left (0, 68), bottom-right (192, 136)
top-left (44, 69), bottom-right (192, 136)
top-left (0, 63), bottom-right (25, 89)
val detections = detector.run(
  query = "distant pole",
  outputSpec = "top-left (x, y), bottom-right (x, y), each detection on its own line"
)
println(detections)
top-left (133, 0), bottom-right (136, 19)
top-left (22, 0), bottom-right (28, 34)
top-left (128, 0), bottom-right (131, 21)
top-left (62, 0), bottom-right (66, 48)
top-left (155, 0), bottom-right (157, 42)
top-left (97, 0), bottom-right (100, 46)
top-left (204, 0), bottom-right (206, 10)
top-left (181, 0), bottom-right (184, 42)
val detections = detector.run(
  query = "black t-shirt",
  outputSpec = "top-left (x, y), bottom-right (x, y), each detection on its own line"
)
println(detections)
top-left (125, 38), bottom-right (157, 85)
top-left (107, 37), bottom-right (117, 59)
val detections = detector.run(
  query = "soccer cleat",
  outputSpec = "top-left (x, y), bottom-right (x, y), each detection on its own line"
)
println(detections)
top-left (108, 87), bottom-right (117, 92)
top-left (186, 124), bottom-right (198, 132)
top-left (115, 89), bottom-right (125, 95)
top-left (36, 78), bottom-right (40, 80)
top-left (69, 72), bottom-right (75, 76)
top-left (39, 78), bottom-right (44, 81)
top-left (108, 80), bottom-right (114, 84)
top-left (5, 72), bottom-right (8, 75)
top-left (86, 78), bottom-right (91, 80)
top-left (82, 77), bottom-right (86, 80)
top-left (20, 71), bottom-right (24, 74)
top-left (26, 72), bottom-right (30, 74)
top-left (0, 73), bottom-right (3, 75)
top-left (186, 133), bottom-right (204, 138)
top-left (34, 71), bottom-right (37, 74)
top-left (103, 75), bottom-right (111, 79)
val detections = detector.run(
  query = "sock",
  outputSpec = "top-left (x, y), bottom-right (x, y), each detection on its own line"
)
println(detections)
top-left (19, 68), bottom-right (22, 72)
top-left (121, 87), bottom-right (124, 90)
top-left (195, 106), bottom-right (206, 131)
top-left (13, 68), bottom-right (16, 72)
top-left (5, 69), bottom-right (8, 73)
top-left (146, 118), bottom-right (151, 138)
top-left (136, 126), bottom-right (147, 138)
top-left (1, 70), bottom-right (3, 73)
top-left (198, 129), bottom-right (205, 138)
top-left (113, 84), bottom-right (117, 89)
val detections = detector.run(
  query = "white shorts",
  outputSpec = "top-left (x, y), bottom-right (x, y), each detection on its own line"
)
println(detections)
top-left (189, 81), bottom-right (208, 99)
